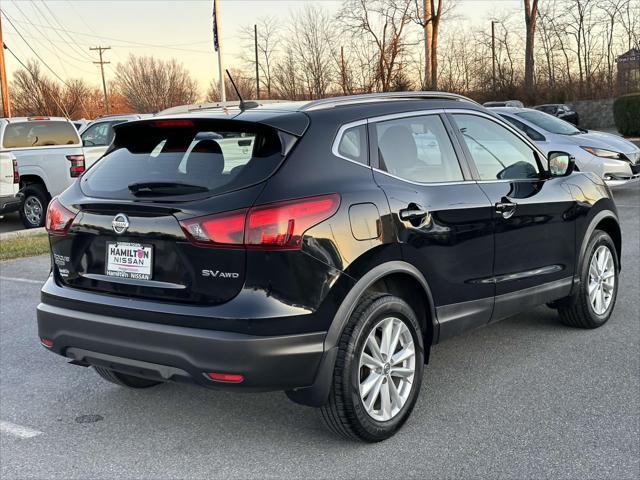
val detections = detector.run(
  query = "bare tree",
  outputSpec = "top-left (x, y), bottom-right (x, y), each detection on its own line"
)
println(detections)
top-left (523, 0), bottom-right (540, 97)
top-left (206, 68), bottom-right (255, 102)
top-left (290, 6), bottom-right (335, 98)
top-left (272, 46), bottom-right (303, 99)
top-left (114, 55), bottom-right (198, 113)
top-left (340, 0), bottom-right (415, 92)
top-left (239, 17), bottom-right (280, 98)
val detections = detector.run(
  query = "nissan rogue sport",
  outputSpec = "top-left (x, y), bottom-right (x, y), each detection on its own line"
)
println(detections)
top-left (38, 92), bottom-right (621, 442)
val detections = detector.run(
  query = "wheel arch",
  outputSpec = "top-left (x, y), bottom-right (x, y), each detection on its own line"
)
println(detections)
top-left (287, 260), bottom-right (437, 407)
top-left (579, 209), bottom-right (621, 272)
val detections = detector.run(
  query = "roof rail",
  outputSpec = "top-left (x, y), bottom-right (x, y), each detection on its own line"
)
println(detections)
top-left (157, 100), bottom-right (287, 116)
top-left (300, 91), bottom-right (477, 111)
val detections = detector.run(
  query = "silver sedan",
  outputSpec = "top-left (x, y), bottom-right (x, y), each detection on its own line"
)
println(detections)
top-left (491, 107), bottom-right (640, 187)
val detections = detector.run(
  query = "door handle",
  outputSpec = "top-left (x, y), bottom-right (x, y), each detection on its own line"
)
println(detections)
top-left (495, 201), bottom-right (517, 219)
top-left (400, 207), bottom-right (429, 222)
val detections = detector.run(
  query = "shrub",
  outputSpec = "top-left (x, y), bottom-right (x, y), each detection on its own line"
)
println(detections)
top-left (613, 93), bottom-right (640, 136)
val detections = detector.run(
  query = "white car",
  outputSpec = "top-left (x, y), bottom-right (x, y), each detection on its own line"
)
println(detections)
top-left (0, 151), bottom-right (22, 216)
top-left (492, 107), bottom-right (640, 186)
top-left (80, 114), bottom-right (151, 166)
top-left (0, 117), bottom-right (86, 227)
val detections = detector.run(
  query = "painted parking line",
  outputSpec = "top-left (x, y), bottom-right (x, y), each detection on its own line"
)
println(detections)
top-left (0, 276), bottom-right (44, 285)
top-left (0, 420), bottom-right (42, 439)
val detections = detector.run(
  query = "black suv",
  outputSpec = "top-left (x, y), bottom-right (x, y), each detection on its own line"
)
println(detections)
top-left (38, 92), bottom-right (621, 442)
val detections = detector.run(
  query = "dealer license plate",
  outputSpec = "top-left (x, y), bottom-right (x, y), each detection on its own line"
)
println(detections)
top-left (106, 242), bottom-right (153, 280)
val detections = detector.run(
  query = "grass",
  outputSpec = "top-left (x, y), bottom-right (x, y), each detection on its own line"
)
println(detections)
top-left (0, 234), bottom-right (50, 261)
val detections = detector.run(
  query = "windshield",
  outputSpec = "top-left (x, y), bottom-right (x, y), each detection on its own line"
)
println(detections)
top-left (516, 110), bottom-right (580, 135)
top-left (81, 119), bottom-right (282, 199)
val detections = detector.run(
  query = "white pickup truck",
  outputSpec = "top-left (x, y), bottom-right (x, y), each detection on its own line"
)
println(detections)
top-left (0, 117), bottom-right (88, 228)
top-left (0, 150), bottom-right (23, 216)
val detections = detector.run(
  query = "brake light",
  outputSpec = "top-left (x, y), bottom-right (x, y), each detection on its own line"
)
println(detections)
top-left (180, 209), bottom-right (247, 247)
top-left (45, 198), bottom-right (77, 235)
top-left (153, 119), bottom-right (194, 128)
top-left (67, 154), bottom-right (85, 177)
top-left (12, 157), bottom-right (19, 183)
top-left (179, 194), bottom-right (340, 250)
top-left (246, 194), bottom-right (340, 249)
top-left (28, 116), bottom-right (50, 121)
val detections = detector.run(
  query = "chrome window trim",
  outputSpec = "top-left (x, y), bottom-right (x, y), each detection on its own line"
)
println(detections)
top-left (331, 119), bottom-right (370, 167)
top-left (371, 167), bottom-right (475, 186)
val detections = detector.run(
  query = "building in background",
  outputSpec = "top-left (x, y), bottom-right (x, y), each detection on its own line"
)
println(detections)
top-left (617, 48), bottom-right (640, 94)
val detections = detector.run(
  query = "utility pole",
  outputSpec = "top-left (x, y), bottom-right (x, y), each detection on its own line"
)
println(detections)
top-left (491, 20), bottom-right (499, 94)
top-left (90, 46), bottom-right (111, 114)
top-left (254, 24), bottom-right (259, 100)
top-left (213, 0), bottom-right (225, 102)
top-left (0, 11), bottom-right (11, 117)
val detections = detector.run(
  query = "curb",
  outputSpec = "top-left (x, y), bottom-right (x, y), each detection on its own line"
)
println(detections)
top-left (0, 227), bottom-right (46, 241)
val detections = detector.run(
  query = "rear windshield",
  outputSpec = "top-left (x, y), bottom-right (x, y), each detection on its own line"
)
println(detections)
top-left (2, 121), bottom-right (80, 148)
top-left (80, 119), bottom-right (283, 199)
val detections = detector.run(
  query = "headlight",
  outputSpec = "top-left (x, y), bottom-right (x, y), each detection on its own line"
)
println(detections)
top-left (580, 146), bottom-right (623, 159)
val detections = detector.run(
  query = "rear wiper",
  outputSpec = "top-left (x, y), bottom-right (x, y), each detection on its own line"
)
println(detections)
top-left (128, 181), bottom-right (208, 196)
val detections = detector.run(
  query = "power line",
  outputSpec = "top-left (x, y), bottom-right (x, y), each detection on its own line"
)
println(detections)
top-left (38, 0), bottom-right (95, 62)
top-left (2, 17), bottom-right (212, 53)
top-left (1, 10), bottom-right (89, 117)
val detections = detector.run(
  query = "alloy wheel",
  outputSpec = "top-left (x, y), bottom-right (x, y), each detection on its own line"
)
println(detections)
top-left (588, 245), bottom-right (615, 315)
top-left (358, 316), bottom-right (416, 422)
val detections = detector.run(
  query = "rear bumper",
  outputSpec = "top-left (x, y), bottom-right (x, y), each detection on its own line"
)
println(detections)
top-left (37, 301), bottom-right (326, 392)
top-left (0, 192), bottom-right (23, 215)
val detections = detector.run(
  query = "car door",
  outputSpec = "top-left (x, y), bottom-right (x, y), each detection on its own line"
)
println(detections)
top-left (368, 111), bottom-right (495, 341)
top-left (448, 110), bottom-right (577, 321)
top-left (81, 121), bottom-right (121, 167)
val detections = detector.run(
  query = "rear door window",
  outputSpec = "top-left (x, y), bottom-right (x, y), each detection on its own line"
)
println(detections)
top-left (2, 121), bottom-right (80, 148)
top-left (81, 119), bottom-right (282, 199)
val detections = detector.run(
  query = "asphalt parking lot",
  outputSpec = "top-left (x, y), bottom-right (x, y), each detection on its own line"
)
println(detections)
top-left (0, 183), bottom-right (638, 479)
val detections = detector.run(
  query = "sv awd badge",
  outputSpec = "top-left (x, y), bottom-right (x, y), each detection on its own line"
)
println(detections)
top-left (202, 269), bottom-right (240, 279)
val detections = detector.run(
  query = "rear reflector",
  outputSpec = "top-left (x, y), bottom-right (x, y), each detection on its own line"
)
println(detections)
top-left (153, 119), bottom-right (194, 128)
top-left (66, 154), bottom-right (85, 177)
top-left (206, 372), bottom-right (244, 383)
top-left (179, 194), bottom-right (340, 250)
top-left (12, 157), bottom-right (19, 183)
top-left (45, 197), bottom-right (77, 235)
top-left (40, 338), bottom-right (53, 348)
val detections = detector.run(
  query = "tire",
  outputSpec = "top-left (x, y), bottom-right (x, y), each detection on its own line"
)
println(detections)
top-left (20, 184), bottom-right (48, 228)
top-left (94, 366), bottom-right (162, 389)
top-left (558, 230), bottom-right (619, 328)
top-left (319, 293), bottom-right (424, 442)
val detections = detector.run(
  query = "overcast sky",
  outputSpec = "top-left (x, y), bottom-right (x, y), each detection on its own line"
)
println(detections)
top-left (1, 0), bottom-right (524, 94)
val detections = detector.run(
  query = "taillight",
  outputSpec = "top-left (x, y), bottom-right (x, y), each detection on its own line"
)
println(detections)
top-left (180, 209), bottom-right (247, 248)
top-left (67, 154), bottom-right (85, 177)
top-left (12, 157), bottom-right (19, 183)
top-left (45, 198), bottom-right (77, 235)
top-left (246, 194), bottom-right (340, 249)
top-left (178, 194), bottom-right (340, 250)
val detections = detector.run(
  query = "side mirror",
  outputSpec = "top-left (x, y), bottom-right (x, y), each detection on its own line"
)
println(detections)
top-left (548, 151), bottom-right (575, 177)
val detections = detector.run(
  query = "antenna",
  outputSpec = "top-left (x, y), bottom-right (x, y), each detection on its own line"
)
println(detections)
top-left (225, 70), bottom-right (259, 110)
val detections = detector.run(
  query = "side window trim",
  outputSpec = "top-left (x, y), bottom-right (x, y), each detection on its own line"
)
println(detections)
top-left (368, 110), bottom-right (474, 185)
top-left (445, 109), bottom-right (548, 182)
top-left (331, 119), bottom-right (370, 167)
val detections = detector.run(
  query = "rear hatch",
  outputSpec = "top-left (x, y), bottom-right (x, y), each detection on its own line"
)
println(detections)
top-left (51, 117), bottom-right (288, 305)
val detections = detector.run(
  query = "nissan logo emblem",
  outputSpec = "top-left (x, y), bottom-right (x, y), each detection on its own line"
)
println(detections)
top-left (112, 213), bottom-right (130, 234)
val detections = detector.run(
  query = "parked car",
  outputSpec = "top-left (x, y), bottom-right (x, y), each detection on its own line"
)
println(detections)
top-left (0, 117), bottom-right (86, 228)
top-left (483, 100), bottom-right (524, 108)
top-left (72, 118), bottom-right (89, 131)
top-left (0, 151), bottom-right (23, 216)
top-left (38, 92), bottom-right (621, 442)
top-left (81, 114), bottom-right (151, 166)
top-left (491, 107), bottom-right (640, 186)
top-left (533, 103), bottom-right (580, 125)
